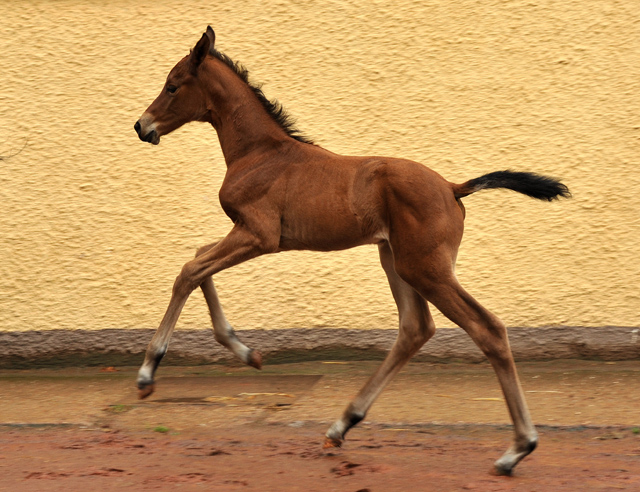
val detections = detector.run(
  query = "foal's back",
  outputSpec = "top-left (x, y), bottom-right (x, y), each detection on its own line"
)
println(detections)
top-left (250, 142), bottom-right (461, 253)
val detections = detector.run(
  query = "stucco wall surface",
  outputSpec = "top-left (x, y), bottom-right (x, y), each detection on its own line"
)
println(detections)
top-left (0, 0), bottom-right (638, 333)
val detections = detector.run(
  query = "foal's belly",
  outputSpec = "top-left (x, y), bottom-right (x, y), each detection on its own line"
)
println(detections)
top-left (278, 208), bottom-right (384, 252)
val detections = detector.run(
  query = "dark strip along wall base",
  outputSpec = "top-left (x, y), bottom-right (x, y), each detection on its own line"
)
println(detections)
top-left (0, 327), bottom-right (638, 369)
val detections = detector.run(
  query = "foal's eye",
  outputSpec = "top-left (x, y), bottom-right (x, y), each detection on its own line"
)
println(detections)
top-left (166, 85), bottom-right (178, 94)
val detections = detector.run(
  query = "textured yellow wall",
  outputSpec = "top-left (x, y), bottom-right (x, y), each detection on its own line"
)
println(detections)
top-left (1, 0), bottom-right (638, 332)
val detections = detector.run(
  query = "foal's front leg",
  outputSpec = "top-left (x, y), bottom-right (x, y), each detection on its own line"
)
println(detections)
top-left (195, 243), bottom-right (262, 369)
top-left (137, 226), bottom-right (271, 398)
top-left (200, 277), bottom-right (263, 369)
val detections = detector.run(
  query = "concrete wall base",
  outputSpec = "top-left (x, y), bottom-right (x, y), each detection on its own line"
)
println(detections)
top-left (1, 326), bottom-right (638, 368)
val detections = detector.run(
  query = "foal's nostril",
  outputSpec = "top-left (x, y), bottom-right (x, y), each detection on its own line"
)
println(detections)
top-left (134, 121), bottom-right (141, 136)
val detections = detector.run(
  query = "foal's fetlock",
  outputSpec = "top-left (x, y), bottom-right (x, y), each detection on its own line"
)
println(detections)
top-left (513, 433), bottom-right (538, 457)
top-left (323, 407), bottom-right (365, 450)
top-left (521, 434), bottom-right (538, 454)
top-left (493, 434), bottom-right (538, 475)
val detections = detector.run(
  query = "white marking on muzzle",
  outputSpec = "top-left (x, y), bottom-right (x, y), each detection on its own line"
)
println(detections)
top-left (137, 112), bottom-right (160, 144)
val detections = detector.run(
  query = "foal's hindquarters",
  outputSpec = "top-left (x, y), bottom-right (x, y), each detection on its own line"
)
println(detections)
top-left (324, 164), bottom-right (538, 475)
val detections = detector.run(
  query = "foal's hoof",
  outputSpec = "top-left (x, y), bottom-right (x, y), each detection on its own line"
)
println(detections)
top-left (137, 383), bottom-right (155, 400)
top-left (247, 350), bottom-right (262, 370)
top-left (493, 461), bottom-right (514, 476)
top-left (323, 437), bottom-right (343, 449)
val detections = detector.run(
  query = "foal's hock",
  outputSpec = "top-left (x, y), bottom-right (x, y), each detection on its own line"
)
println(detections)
top-left (134, 26), bottom-right (570, 475)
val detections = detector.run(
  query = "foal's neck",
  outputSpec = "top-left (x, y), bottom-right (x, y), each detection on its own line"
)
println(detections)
top-left (203, 58), bottom-right (293, 166)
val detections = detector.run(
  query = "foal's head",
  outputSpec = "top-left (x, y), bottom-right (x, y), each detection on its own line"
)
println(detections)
top-left (134, 26), bottom-right (216, 145)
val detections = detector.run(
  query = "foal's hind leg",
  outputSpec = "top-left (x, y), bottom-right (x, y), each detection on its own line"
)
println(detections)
top-left (400, 258), bottom-right (538, 475)
top-left (196, 243), bottom-right (262, 370)
top-left (324, 242), bottom-right (435, 447)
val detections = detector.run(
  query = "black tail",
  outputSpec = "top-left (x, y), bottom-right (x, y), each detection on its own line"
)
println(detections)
top-left (453, 170), bottom-right (571, 201)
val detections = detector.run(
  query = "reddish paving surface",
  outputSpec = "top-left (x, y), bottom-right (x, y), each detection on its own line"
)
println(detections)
top-left (2, 424), bottom-right (639, 491)
top-left (1, 361), bottom-right (639, 491)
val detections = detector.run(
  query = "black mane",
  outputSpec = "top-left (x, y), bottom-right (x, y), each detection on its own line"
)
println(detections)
top-left (210, 48), bottom-right (313, 145)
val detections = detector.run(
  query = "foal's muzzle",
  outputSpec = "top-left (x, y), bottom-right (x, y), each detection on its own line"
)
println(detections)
top-left (134, 119), bottom-right (160, 145)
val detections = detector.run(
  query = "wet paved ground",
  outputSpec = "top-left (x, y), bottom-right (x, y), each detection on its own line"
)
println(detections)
top-left (1, 360), bottom-right (639, 490)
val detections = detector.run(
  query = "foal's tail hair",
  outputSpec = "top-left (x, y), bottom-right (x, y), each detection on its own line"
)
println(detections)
top-left (452, 170), bottom-right (571, 201)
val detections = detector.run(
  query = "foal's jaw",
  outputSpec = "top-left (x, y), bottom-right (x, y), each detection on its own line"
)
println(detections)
top-left (134, 112), bottom-right (161, 145)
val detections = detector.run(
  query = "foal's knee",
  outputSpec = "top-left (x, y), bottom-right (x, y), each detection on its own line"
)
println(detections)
top-left (173, 262), bottom-right (202, 297)
top-left (399, 311), bottom-right (435, 352)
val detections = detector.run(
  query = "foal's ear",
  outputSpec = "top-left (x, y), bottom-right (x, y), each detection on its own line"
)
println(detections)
top-left (189, 32), bottom-right (211, 73)
top-left (205, 26), bottom-right (216, 46)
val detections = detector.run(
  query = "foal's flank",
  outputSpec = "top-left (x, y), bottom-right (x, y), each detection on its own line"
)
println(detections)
top-left (134, 26), bottom-right (570, 476)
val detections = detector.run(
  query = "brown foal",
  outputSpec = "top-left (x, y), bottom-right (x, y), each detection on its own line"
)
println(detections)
top-left (134, 27), bottom-right (570, 475)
